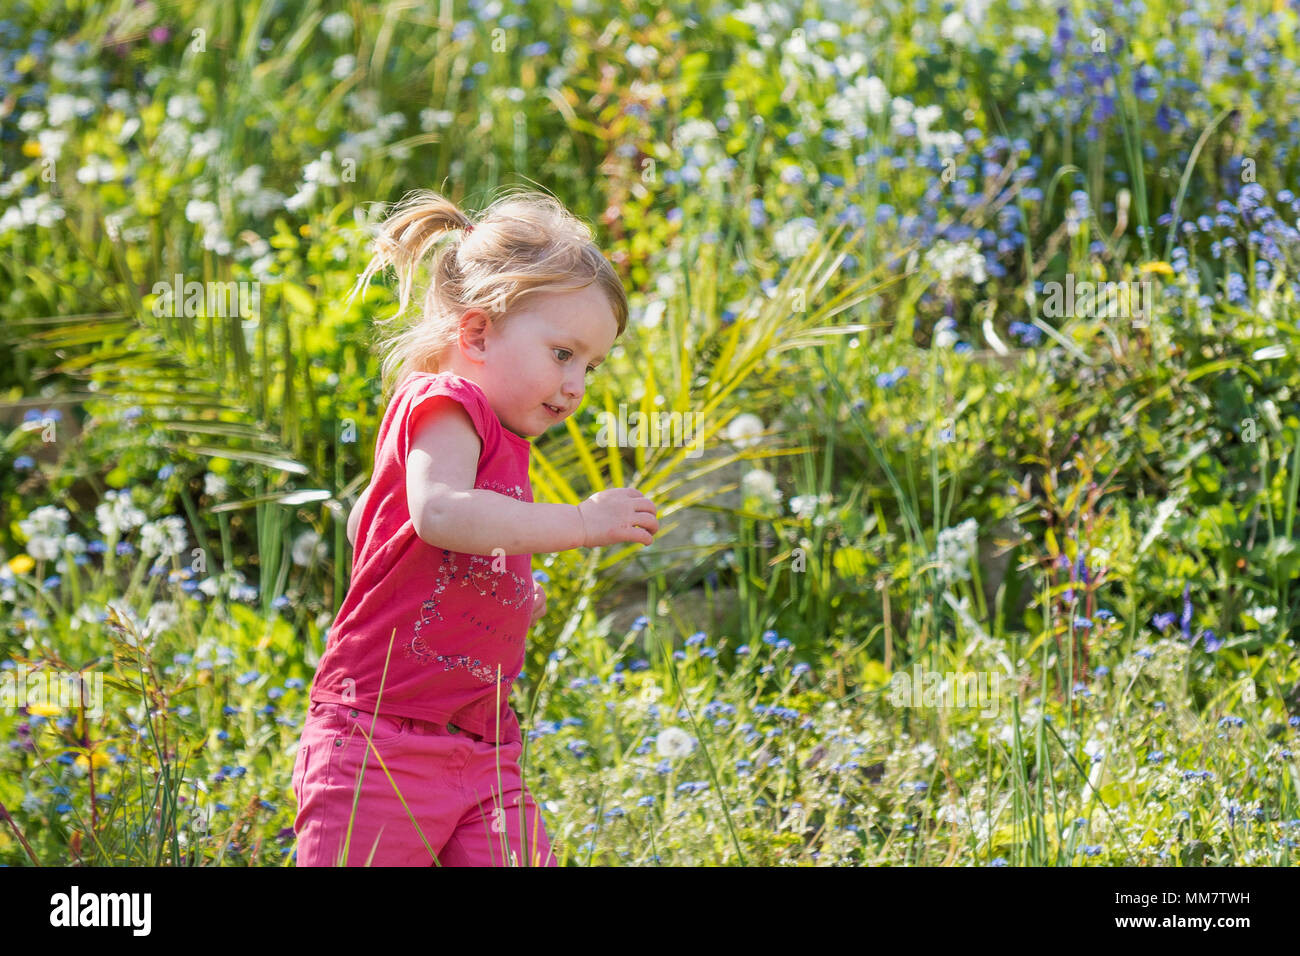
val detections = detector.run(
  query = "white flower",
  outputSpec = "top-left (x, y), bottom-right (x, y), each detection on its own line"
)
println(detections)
top-left (18, 506), bottom-right (71, 561)
top-left (185, 199), bottom-right (220, 226)
top-left (691, 522), bottom-right (723, 548)
top-left (827, 74), bottom-right (889, 128)
top-left (291, 530), bottom-right (328, 567)
top-left (626, 43), bottom-right (659, 68)
top-left (789, 493), bottom-right (832, 519)
top-left (964, 0), bottom-right (991, 25)
top-left (742, 468), bottom-right (782, 506)
top-left (940, 12), bottom-right (973, 45)
top-left (914, 740), bottom-right (937, 767)
top-left (198, 570), bottom-right (258, 603)
top-left (773, 216), bottom-right (821, 260)
top-left (95, 489), bottom-right (147, 540)
top-left (75, 155), bottom-right (117, 184)
top-left (656, 726), bottom-right (696, 759)
top-left (936, 803), bottom-right (968, 825)
top-left (0, 193), bottom-right (66, 234)
top-left (166, 94), bottom-right (205, 123)
top-left (419, 108), bottom-right (453, 131)
top-left (723, 413), bottom-right (765, 448)
top-left (140, 516), bottom-right (188, 560)
top-left (144, 601), bottom-right (180, 639)
top-left (35, 128), bottom-right (69, 164)
top-left (203, 472), bottom-right (228, 498)
top-left (1012, 25), bottom-right (1046, 51)
top-left (1246, 605), bottom-right (1277, 626)
top-left (321, 11), bottom-right (354, 40)
top-left (925, 240), bottom-right (987, 284)
top-left (331, 54), bottom-right (356, 80)
top-left (53, 533), bottom-right (89, 573)
top-left (672, 118), bottom-right (718, 152)
top-left (46, 92), bottom-right (93, 125)
top-left (934, 518), bottom-right (978, 584)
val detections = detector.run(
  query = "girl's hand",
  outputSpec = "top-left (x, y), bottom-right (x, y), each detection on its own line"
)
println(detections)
top-left (529, 580), bottom-right (547, 625)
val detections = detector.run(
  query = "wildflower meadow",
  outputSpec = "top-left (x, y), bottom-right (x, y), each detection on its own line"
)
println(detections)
top-left (1, 0), bottom-right (1299, 887)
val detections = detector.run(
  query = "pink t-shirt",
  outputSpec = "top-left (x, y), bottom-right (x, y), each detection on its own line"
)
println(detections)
top-left (309, 370), bottom-right (535, 737)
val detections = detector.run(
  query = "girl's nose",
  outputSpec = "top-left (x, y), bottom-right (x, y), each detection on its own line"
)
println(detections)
top-left (563, 372), bottom-right (583, 401)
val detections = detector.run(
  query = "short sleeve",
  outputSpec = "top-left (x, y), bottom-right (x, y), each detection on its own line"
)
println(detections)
top-left (399, 374), bottom-right (490, 465)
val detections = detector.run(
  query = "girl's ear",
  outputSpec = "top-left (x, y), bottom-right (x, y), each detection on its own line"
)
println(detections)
top-left (457, 308), bottom-right (493, 359)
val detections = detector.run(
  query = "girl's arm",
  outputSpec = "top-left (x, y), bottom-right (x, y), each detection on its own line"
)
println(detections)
top-left (347, 482), bottom-right (372, 548)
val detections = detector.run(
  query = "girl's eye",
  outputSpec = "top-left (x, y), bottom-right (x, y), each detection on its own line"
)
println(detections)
top-left (555, 348), bottom-right (596, 375)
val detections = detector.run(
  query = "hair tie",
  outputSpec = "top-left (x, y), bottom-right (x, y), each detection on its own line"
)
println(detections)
top-left (463, 221), bottom-right (475, 235)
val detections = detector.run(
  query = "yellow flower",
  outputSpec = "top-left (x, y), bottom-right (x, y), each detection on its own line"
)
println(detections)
top-left (1139, 261), bottom-right (1175, 276)
top-left (75, 752), bottom-right (113, 771)
top-left (298, 224), bottom-right (312, 237)
top-left (7, 554), bottom-right (35, 575)
top-left (28, 702), bottom-right (62, 717)
top-left (21, 140), bottom-right (42, 158)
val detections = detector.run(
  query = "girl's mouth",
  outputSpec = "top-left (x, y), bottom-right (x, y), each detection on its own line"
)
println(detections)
top-left (544, 403), bottom-right (563, 418)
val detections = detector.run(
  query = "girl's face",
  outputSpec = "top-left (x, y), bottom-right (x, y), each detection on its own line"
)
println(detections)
top-left (452, 285), bottom-right (620, 440)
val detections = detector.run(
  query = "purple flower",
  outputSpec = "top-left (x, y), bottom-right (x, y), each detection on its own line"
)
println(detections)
top-left (1200, 629), bottom-right (1221, 652)
top-left (1181, 584), bottom-right (1192, 642)
top-left (1152, 611), bottom-right (1176, 633)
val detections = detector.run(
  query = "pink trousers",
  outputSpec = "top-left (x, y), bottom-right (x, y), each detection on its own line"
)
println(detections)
top-left (292, 699), bottom-right (557, 866)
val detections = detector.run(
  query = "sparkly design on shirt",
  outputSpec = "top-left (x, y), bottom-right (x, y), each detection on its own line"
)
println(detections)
top-left (479, 479), bottom-right (526, 500)
top-left (428, 654), bottom-right (509, 685)
top-left (463, 553), bottom-right (531, 610)
top-left (407, 548), bottom-right (529, 685)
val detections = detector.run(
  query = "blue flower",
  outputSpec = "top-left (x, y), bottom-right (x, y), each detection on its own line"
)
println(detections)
top-left (1151, 612), bottom-right (1176, 633)
top-left (1180, 584), bottom-right (1193, 641)
top-left (685, 631), bottom-right (707, 646)
top-left (1008, 321), bottom-right (1043, 346)
top-left (792, 663), bottom-right (810, 677)
top-left (1225, 272), bottom-right (1247, 304)
top-left (990, 857), bottom-right (1008, 866)
top-left (1200, 629), bottom-right (1221, 652)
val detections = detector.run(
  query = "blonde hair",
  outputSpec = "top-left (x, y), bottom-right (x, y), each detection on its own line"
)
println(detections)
top-left (345, 186), bottom-right (629, 405)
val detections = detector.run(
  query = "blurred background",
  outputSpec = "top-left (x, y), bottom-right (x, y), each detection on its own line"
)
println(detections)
top-left (1, 0), bottom-right (1299, 867)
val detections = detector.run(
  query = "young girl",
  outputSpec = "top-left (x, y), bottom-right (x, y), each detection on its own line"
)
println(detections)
top-left (292, 188), bottom-right (659, 866)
